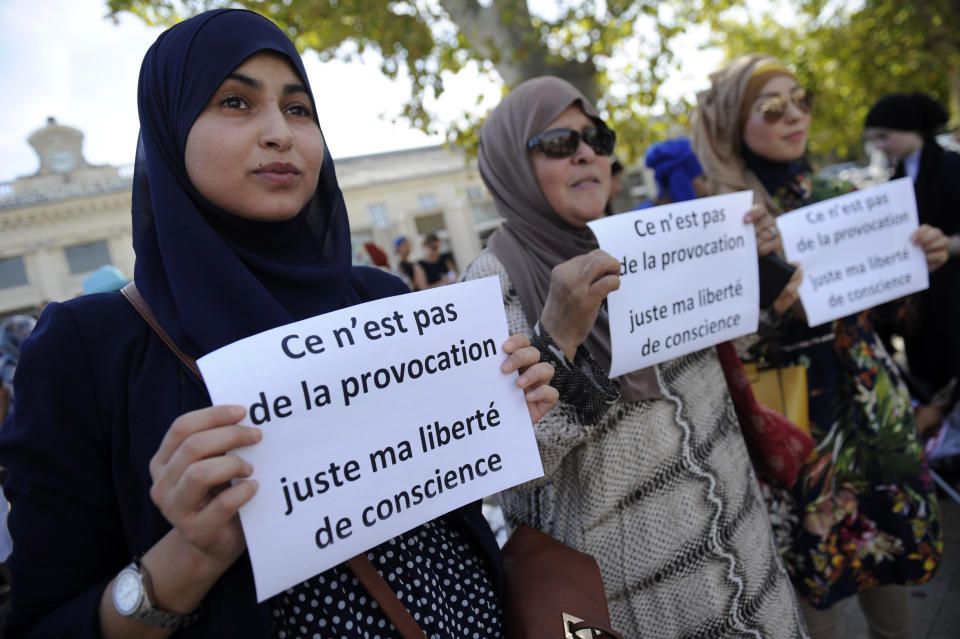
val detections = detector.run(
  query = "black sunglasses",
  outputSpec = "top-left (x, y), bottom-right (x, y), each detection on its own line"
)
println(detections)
top-left (526, 123), bottom-right (616, 158)
top-left (756, 88), bottom-right (813, 123)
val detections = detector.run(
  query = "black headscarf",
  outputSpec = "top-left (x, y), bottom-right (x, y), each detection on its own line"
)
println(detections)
top-left (865, 93), bottom-right (954, 230)
top-left (134, 9), bottom-right (361, 357)
top-left (865, 93), bottom-right (949, 136)
top-left (742, 144), bottom-right (808, 200)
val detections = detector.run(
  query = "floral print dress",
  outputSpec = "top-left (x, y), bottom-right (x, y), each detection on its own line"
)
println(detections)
top-left (759, 175), bottom-right (942, 609)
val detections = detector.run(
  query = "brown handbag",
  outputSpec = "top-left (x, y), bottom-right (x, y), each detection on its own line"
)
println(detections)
top-left (502, 526), bottom-right (624, 639)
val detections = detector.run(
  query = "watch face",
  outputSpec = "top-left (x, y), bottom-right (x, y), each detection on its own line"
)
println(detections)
top-left (113, 568), bottom-right (143, 615)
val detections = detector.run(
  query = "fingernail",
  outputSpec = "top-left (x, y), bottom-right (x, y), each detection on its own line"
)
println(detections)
top-left (229, 405), bottom-right (245, 418)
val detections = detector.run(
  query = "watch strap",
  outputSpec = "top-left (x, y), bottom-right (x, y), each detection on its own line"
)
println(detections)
top-left (118, 558), bottom-right (203, 630)
top-left (132, 604), bottom-right (201, 630)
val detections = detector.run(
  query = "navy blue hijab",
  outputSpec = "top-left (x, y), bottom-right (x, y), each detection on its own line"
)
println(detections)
top-left (134, 9), bottom-right (361, 356)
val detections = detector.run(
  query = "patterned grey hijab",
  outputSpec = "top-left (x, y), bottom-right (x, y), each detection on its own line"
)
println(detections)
top-left (480, 76), bottom-right (661, 402)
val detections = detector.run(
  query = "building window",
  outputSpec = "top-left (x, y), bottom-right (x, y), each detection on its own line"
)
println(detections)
top-left (466, 185), bottom-right (486, 202)
top-left (418, 193), bottom-right (438, 210)
top-left (65, 241), bottom-right (111, 274)
top-left (0, 256), bottom-right (28, 289)
top-left (471, 201), bottom-right (500, 224)
top-left (367, 203), bottom-right (390, 229)
top-left (414, 213), bottom-right (446, 236)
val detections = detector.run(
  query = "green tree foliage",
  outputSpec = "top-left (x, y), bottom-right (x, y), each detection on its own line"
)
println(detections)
top-left (106, 0), bottom-right (692, 161)
top-left (108, 0), bottom-right (960, 165)
top-left (691, 0), bottom-right (960, 164)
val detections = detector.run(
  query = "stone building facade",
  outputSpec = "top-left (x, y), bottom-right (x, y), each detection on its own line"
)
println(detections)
top-left (336, 146), bottom-right (500, 272)
top-left (1, 119), bottom-right (652, 319)
top-left (0, 122), bottom-right (501, 318)
top-left (0, 118), bottom-right (135, 317)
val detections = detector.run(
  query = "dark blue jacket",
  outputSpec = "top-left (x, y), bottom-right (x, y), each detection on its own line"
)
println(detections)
top-left (0, 268), bottom-right (502, 638)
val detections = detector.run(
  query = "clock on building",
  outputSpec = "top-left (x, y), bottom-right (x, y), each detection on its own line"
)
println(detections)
top-left (48, 149), bottom-right (77, 174)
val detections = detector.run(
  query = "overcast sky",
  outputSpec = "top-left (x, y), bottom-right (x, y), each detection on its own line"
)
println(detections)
top-left (0, 0), bottom-right (717, 184)
top-left (0, 0), bottom-right (485, 183)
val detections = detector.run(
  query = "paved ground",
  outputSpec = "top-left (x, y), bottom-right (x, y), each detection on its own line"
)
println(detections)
top-left (837, 484), bottom-right (960, 639)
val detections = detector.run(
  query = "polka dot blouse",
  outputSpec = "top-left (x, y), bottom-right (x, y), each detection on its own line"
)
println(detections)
top-left (270, 516), bottom-right (503, 639)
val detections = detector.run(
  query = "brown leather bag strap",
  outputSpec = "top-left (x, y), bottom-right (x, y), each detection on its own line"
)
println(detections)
top-left (121, 282), bottom-right (203, 381)
top-left (121, 282), bottom-right (427, 639)
top-left (346, 554), bottom-right (428, 639)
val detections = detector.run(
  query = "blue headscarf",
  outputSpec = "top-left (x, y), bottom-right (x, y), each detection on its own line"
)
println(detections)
top-left (134, 9), bottom-right (359, 356)
top-left (644, 138), bottom-right (704, 203)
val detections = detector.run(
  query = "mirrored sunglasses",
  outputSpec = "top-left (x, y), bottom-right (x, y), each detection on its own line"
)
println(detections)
top-left (526, 124), bottom-right (616, 159)
top-left (757, 88), bottom-right (813, 123)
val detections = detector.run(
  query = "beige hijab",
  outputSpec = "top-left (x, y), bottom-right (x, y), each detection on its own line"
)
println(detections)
top-left (691, 53), bottom-right (797, 215)
top-left (480, 76), bottom-right (661, 402)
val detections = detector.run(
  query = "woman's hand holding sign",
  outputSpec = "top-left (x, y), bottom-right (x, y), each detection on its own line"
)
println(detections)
top-left (501, 334), bottom-right (558, 423)
top-left (745, 204), bottom-right (783, 257)
top-left (912, 224), bottom-right (949, 272)
top-left (540, 249), bottom-right (621, 362)
top-left (744, 204), bottom-right (803, 314)
top-left (149, 405), bottom-right (262, 573)
top-left (772, 266), bottom-right (804, 315)
top-left (100, 406), bottom-right (263, 637)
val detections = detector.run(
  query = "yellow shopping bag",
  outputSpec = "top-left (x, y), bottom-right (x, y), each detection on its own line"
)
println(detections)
top-left (742, 362), bottom-right (816, 462)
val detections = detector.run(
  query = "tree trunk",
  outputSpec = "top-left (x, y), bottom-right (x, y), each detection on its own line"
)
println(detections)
top-left (438, 0), bottom-right (599, 102)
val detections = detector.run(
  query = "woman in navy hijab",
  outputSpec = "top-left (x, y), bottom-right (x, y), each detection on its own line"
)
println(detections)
top-left (0, 10), bottom-right (555, 638)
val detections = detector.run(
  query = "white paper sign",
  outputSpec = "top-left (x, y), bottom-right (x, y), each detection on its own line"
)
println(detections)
top-left (588, 191), bottom-right (759, 376)
top-left (777, 178), bottom-right (928, 327)
top-left (197, 277), bottom-right (543, 601)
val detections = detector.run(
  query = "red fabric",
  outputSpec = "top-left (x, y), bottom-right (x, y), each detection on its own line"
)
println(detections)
top-left (715, 341), bottom-right (815, 488)
top-left (364, 243), bottom-right (390, 268)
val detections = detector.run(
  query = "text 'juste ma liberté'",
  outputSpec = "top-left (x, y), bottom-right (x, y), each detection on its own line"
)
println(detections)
top-left (278, 400), bottom-right (503, 518)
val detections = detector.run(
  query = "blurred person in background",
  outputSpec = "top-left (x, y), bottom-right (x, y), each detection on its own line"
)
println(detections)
top-left (644, 137), bottom-right (709, 205)
top-left (414, 232), bottom-right (457, 289)
top-left (0, 315), bottom-right (35, 629)
top-left (603, 157), bottom-right (624, 214)
top-left (392, 235), bottom-right (421, 290)
top-left (0, 315), bottom-right (36, 427)
top-left (865, 93), bottom-right (960, 414)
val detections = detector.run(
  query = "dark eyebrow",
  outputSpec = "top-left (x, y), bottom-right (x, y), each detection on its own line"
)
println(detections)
top-left (283, 83), bottom-right (308, 96)
top-left (224, 72), bottom-right (308, 97)
top-left (225, 71), bottom-right (261, 90)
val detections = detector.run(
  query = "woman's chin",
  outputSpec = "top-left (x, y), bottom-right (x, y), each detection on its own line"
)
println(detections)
top-left (572, 208), bottom-right (607, 227)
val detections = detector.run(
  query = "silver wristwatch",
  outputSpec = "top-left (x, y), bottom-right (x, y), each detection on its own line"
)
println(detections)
top-left (112, 558), bottom-right (201, 630)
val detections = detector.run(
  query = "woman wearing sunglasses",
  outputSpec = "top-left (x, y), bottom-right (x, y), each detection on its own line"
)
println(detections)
top-left (693, 54), bottom-right (947, 639)
top-left (461, 75), bottom-right (806, 638)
